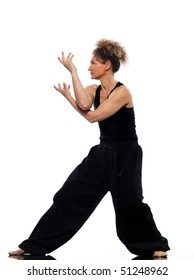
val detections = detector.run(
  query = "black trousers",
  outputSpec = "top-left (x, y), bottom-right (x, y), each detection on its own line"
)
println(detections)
top-left (19, 141), bottom-right (170, 256)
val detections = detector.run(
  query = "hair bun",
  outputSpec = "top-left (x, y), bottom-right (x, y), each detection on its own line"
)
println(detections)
top-left (96, 39), bottom-right (127, 63)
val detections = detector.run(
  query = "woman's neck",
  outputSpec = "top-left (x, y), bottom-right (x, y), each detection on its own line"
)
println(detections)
top-left (100, 77), bottom-right (118, 94)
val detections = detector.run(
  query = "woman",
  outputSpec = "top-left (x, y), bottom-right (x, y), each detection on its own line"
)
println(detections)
top-left (9, 39), bottom-right (170, 258)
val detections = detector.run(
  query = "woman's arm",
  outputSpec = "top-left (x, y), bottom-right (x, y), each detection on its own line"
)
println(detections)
top-left (58, 52), bottom-right (93, 110)
top-left (54, 83), bottom-right (132, 123)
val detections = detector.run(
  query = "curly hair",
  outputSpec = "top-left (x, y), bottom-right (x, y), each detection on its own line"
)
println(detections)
top-left (92, 39), bottom-right (128, 73)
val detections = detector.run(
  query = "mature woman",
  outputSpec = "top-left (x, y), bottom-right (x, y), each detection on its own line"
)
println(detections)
top-left (9, 39), bottom-right (170, 258)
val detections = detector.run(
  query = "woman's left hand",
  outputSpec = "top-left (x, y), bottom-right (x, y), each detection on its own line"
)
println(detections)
top-left (54, 82), bottom-right (71, 99)
top-left (58, 52), bottom-right (77, 73)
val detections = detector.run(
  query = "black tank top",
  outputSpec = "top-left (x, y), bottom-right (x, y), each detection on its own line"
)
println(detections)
top-left (94, 82), bottom-right (138, 141)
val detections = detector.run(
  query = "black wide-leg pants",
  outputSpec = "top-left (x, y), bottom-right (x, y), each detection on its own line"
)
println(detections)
top-left (19, 141), bottom-right (170, 255)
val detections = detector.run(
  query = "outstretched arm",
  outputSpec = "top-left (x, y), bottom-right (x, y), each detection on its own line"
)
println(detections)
top-left (54, 83), bottom-right (132, 123)
top-left (58, 52), bottom-right (93, 110)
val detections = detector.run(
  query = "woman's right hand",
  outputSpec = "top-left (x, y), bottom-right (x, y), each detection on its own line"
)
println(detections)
top-left (57, 52), bottom-right (77, 74)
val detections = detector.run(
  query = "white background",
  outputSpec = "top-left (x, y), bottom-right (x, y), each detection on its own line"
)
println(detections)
top-left (0, 0), bottom-right (194, 268)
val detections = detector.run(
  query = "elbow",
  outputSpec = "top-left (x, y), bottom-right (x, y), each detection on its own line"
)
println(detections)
top-left (87, 114), bottom-right (98, 123)
top-left (81, 105), bottom-right (91, 111)
top-left (78, 102), bottom-right (92, 111)
top-left (87, 116), bottom-right (96, 123)
top-left (88, 118), bottom-right (96, 123)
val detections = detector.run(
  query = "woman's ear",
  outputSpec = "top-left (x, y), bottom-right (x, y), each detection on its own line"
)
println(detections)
top-left (105, 60), bottom-right (112, 71)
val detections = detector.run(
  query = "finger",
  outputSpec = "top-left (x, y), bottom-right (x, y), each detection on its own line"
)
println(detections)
top-left (63, 83), bottom-right (70, 90)
top-left (67, 52), bottom-right (73, 60)
top-left (53, 85), bottom-right (60, 91)
top-left (57, 57), bottom-right (63, 64)
top-left (69, 54), bottom-right (74, 62)
top-left (62, 52), bottom-right (65, 61)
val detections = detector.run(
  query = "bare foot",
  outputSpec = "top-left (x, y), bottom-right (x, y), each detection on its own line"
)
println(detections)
top-left (9, 248), bottom-right (25, 256)
top-left (9, 254), bottom-right (25, 260)
top-left (153, 251), bottom-right (167, 258)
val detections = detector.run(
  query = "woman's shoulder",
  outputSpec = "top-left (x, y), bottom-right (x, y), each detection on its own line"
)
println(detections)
top-left (117, 82), bottom-right (129, 90)
top-left (85, 84), bottom-right (100, 90)
top-left (116, 82), bottom-right (132, 96)
top-left (114, 82), bottom-right (134, 108)
top-left (85, 84), bottom-right (100, 97)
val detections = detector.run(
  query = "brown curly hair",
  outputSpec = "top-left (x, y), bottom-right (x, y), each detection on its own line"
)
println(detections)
top-left (92, 39), bottom-right (128, 73)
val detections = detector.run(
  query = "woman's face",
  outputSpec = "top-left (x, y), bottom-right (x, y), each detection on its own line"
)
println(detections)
top-left (88, 55), bottom-right (108, 80)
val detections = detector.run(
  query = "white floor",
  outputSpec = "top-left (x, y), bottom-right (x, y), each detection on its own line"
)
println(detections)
top-left (2, 204), bottom-right (193, 279)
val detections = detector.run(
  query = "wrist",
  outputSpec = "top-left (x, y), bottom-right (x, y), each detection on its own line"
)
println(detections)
top-left (71, 69), bottom-right (78, 76)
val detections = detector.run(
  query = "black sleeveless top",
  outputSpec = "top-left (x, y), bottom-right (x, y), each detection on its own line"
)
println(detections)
top-left (94, 82), bottom-right (138, 142)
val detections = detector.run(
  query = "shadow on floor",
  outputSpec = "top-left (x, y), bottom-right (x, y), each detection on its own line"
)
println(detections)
top-left (8, 254), bottom-right (56, 260)
top-left (132, 255), bottom-right (167, 260)
top-left (8, 254), bottom-right (167, 261)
